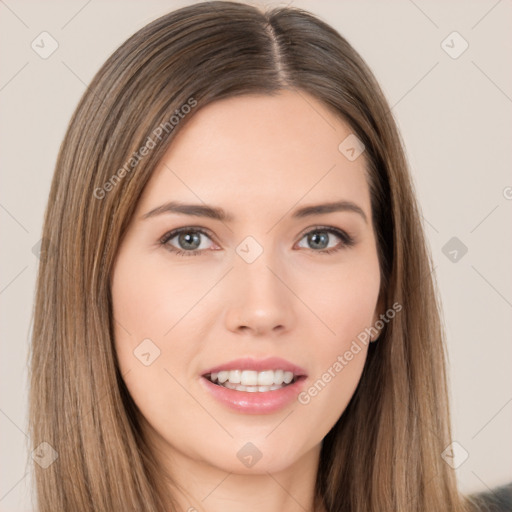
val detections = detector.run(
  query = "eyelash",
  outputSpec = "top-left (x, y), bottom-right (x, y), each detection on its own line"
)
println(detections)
top-left (159, 225), bottom-right (355, 257)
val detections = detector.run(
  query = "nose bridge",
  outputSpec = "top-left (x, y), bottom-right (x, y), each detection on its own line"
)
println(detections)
top-left (237, 242), bottom-right (280, 295)
top-left (224, 235), bottom-right (295, 334)
top-left (236, 236), bottom-right (285, 301)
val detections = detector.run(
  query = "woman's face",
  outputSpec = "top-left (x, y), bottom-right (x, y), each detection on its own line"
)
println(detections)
top-left (111, 90), bottom-right (382, 478)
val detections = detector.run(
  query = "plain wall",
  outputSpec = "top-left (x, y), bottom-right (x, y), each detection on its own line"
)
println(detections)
top-left (1, 1), bottom-right (511, 510)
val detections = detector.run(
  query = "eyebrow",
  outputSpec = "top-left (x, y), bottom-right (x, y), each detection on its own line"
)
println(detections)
top-left (141, 200), bottom-right (368, 224)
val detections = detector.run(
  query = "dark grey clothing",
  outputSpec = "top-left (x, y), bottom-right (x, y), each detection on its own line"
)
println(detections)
top-left (469, 482), bottom-right (512, 511)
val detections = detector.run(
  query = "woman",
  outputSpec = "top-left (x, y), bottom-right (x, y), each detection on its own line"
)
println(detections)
top-left (28, 1), bottom-right (494, 511)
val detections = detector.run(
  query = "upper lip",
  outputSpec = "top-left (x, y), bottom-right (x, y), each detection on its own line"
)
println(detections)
top-left (201, 357), bottom-right (307, 377)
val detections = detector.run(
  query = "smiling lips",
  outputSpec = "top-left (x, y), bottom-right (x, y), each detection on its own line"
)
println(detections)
top-left (200, 357), bottom-right (308, 413)
top-left (201, 356), bottom-right (307, 390)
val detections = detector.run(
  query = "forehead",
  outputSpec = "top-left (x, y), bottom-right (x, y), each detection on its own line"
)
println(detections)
top-left (136, 91), bottom-right (371, 221)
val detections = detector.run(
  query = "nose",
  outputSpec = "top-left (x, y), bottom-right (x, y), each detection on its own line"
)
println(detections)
top-left (223, 249), bottom-right (296, 337)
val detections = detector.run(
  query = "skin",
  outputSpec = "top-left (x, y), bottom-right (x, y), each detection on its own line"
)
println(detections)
top-left (111, 90), bottom-right (383, 512)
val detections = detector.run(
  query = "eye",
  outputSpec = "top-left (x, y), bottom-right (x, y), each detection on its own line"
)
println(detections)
top-left (296, 226), bottom-right (355, 255)
top-left (160, 227), bottom-right (216, 257)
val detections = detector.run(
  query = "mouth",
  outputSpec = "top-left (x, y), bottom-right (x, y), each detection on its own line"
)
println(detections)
top-left (203, 369), bottom-right (306, 392)
top-left (200, 364), bottom-right (308, 414)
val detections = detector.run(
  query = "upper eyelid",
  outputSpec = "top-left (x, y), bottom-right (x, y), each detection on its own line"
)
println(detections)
top-left (298, 225), bottom-right (347, 238)
top-left (159, 226), bottom-right (216, 245)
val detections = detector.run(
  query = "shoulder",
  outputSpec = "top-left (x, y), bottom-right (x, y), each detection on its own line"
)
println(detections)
top-left (467, 482), bottom-right (512, 512)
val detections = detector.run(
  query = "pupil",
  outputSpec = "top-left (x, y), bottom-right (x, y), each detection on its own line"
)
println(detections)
top-left (179, 232), bottom-right (200, 250)
top-left (309, 232), bottom-right (328, 249)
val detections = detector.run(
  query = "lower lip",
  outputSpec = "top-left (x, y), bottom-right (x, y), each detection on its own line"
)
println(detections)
top-left (200, 376), bottom-right (307, 414)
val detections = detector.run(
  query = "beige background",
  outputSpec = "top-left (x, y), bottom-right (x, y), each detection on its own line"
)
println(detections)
top-left (1, 0), bottom-right (511, 510)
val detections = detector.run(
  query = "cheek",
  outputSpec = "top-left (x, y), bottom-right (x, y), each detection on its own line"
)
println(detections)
top-left (111, 247), bottom-right (217, 335)
top-left (112, 256), bottom-right (169, 333)
top-left (296, 298), bottom-right (372, 435)
top-left (110, 248), bottom-right (216, 379)
top-left (297, 344), bottom-right (368, 436)
top-left (300, 249), bottom-right (381, 342)
top-left (293, 252), bottom-right (379, 428)
top-left (110, 254), bottom-right (186, 378)
top-left (110, 257), bottom-right (203, 430)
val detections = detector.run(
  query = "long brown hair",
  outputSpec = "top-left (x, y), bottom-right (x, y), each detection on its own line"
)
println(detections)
top-left (28, 1), bottom-right (475, 510)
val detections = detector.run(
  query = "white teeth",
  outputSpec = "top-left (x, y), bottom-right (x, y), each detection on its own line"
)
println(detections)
top-left (283, 371), bottom-right (294, 384)
top-left (273, 369), bottom-right (284, 385)
top-left (241, 370), bottom-right (258, 386)
top-left (257, 370), bottom-right (274, 386)
top-left (217, 371), bottom-right (229, 383)
top-left (229, 370), bottom-right (241, 383)
top-left (207, 368), bottom-right (299, 390)
top-left (219, 382), bottom-right (286, 392)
